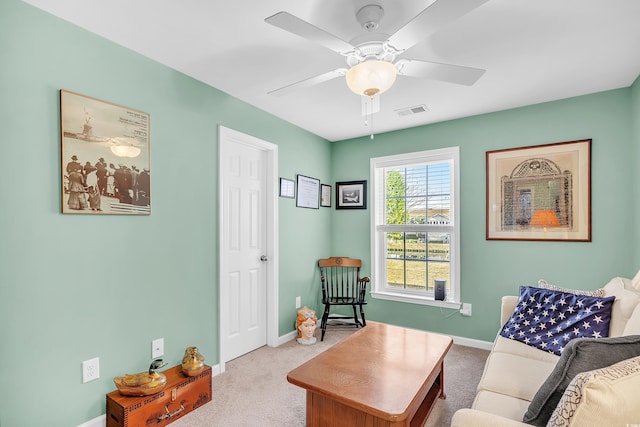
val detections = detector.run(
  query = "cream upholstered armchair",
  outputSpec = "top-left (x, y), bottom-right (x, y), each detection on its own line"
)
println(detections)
top-left (452, 275), bottom-right (640, 427)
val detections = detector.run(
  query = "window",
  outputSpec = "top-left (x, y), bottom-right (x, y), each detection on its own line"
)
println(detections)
top-left (370, 147), bottom-right (460, 307)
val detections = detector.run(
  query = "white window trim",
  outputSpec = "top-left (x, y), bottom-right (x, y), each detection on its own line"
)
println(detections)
top-left (369, 147), bottom-right (461, 309)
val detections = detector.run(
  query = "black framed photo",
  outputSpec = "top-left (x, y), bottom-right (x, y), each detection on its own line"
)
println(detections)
top-left (321, 184), bottom-right (331, 207)
top-left (296, 174), bottom-right (320, 209)
top-left (336, 180), bottom-right (367, 210)
top-left (279, 177), bottom-right (295, 198)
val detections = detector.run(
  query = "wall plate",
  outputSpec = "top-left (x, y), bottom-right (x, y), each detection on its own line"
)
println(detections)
top-left (82, 357), bottom-right (100, 383)
top-left (152, 338), bottom-right (164, 358)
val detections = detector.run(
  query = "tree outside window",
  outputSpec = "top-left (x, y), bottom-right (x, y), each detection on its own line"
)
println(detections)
top-left (371, 147), bottom-right (460, 306)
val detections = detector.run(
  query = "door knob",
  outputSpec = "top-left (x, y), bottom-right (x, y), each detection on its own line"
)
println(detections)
top-left (260, 255), bottom-right (268, 262)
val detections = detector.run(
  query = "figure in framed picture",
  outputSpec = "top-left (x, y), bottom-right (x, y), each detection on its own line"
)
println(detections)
top-left (60, 90), bottom-right (151, 215)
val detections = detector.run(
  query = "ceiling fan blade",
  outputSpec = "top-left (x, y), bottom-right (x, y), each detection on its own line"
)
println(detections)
top-left (396, 59), bottom-right (485, 86)
top-left (265, 12), bottom-right (355, 55)
top-left (268, 68), bottom-right (348, 97)
top-left (386, 0), bottom-right (489, 52)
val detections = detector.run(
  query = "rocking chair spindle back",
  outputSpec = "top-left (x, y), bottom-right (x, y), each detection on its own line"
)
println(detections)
top-left (318, 257), bottom-right (370, 341)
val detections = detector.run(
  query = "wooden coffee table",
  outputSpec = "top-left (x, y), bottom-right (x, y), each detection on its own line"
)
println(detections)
top-left (287, 321), bottom-right (453, 427)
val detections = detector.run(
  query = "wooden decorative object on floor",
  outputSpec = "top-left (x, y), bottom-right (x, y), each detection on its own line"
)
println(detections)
top-left (106, 365), bottom-right (212, 427)
top-left (296, 306), bottom-right (318, 345)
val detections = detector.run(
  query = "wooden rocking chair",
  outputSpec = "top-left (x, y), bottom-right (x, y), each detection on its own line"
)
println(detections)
top-left (318, 257), bottom-right (370, 341)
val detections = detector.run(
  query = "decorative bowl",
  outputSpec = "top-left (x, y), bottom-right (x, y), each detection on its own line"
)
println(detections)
top-left (114, 371), bottom-right (167, 396)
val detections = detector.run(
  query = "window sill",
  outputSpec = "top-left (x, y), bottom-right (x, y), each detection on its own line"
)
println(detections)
top-left (370, 290), bottom-right (461, 310)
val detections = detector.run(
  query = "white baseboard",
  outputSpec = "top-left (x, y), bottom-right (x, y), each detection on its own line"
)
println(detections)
top-left (276, 328), bottom-right (493, 350)
top-left (77, 414), bottom-right (105, 427)
top-left (449, 334), bottom-right (494, 350)
top-left (277, 330), bottom-right (297, 346)
top-left (210, 363), bottom-right (221, 376)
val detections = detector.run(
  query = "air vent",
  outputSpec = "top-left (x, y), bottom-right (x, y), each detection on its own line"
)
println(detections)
top-left (396, 105), bottom-right (429, 117)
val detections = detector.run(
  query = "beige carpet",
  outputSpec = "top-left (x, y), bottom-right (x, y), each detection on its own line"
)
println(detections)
top-left (171, 326), bottom-right (489, 427)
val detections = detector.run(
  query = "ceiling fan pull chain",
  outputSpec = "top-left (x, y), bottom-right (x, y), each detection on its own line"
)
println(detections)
top-left (369, 96), bottom-right (375, 140)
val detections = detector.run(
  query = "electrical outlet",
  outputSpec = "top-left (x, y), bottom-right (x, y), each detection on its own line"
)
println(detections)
top-left (82, 357), bottom-right (100, 383)
top-left (295, 296), bottom-right (301, 308)
top-left (460, 303), bottom-right (472, 317)
top-left (152, 338), bottom-right (164, 358)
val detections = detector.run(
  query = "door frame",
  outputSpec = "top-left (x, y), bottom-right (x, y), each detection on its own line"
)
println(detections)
top-left (218, 126), bottom-right (279, 373)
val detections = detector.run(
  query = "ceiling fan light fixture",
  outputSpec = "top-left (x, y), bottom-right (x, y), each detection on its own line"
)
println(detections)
top-left (345, 60), bottom-right (397, 97)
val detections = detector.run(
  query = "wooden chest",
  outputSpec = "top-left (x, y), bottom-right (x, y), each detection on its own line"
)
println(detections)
top-left (106, 365), bottom-right (212, 427)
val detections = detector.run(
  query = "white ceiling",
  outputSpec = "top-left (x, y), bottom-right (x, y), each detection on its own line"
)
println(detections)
top-left (23, 0), bottom-right (640, 142)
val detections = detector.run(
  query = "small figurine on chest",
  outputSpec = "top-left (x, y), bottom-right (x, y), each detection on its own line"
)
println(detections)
top-left (181, 346), bottom-right (205, 377)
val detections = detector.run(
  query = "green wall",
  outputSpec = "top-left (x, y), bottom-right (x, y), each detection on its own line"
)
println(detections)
top-left (331, 88), bottom-right (636, 342)
top-left (1, 1), bottom-right (638, 426)
top-left (0, 1), bottom-right (330, 426)
top-left (632, 75), bottom-right (640, 267)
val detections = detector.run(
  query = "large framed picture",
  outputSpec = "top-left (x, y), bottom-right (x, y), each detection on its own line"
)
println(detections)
top-left (336, 180), bottom-right (367, 210)
top-left (486, 139), bottom-right (591, 241)
top-left (296, 174), bottom-right (320, 209)
top-left (60, 90), bottom-right (151, 215)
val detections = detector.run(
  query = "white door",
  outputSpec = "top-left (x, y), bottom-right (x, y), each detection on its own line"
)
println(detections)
top-left (219, 126), bottom-right (278, 365)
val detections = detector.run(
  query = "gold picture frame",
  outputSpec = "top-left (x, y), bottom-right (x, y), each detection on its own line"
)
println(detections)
top-left (321, 184), bottom-right (331, 207)
top-left (486, 139), bottom-right (591, 241)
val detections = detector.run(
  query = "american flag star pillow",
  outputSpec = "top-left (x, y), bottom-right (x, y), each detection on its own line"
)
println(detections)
top-left (500, 286), bottom-right (616, 355)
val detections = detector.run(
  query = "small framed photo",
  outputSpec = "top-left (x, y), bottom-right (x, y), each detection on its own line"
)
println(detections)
top-left (336, 180), bottom-right (367, 210)
top-left (296, 174), bottom-right (320, 209)
top-left (279, 177), bottom-right (295, 198)
top-left (321, 184), bottom-right (331, 207)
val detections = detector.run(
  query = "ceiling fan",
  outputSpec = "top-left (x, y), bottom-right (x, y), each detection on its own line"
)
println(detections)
top-left (265, 0), bottom-right (488, 98)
